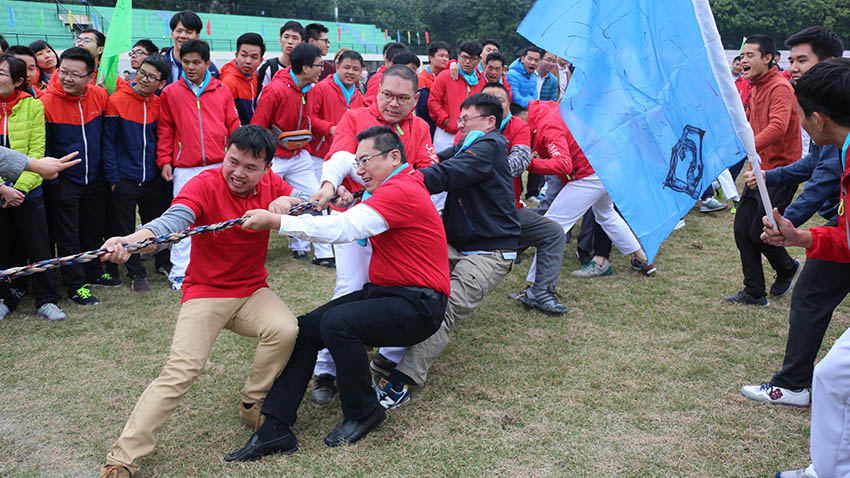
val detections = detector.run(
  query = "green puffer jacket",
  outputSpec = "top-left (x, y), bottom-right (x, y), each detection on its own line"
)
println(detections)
top-left (2, 94), bottom-right (46, 193)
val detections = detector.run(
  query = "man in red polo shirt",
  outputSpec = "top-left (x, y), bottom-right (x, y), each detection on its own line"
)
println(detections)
top-left (97, 125), bottom-right (302, 478)
top-left (226, 125), bottom-right (450, 459)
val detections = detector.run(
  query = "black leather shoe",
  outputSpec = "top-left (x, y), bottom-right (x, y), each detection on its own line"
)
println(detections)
top-left (324, 406), bottom-right (386, 447)
top-left (311, 374), bottom-right (337, 405)
top-left (224, 430), bottom-right (298, 462)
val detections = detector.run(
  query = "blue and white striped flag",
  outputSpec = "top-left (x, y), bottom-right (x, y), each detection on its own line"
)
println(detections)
top-left (518, 0), bottom-right (760, 262)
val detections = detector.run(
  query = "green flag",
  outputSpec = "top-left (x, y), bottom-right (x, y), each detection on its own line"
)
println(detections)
top-left (99, 0), bottom-right (133, 94)
top-left (142, 15), bottom-right (148, 33)
top-left (38, 9), bottom-right (45, 30)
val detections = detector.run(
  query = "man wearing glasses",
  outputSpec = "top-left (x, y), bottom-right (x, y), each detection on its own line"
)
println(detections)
top-left (40, 47), bottom-right (112, 305)
top-left (305, 23), bottom-right (335, 82)
top-left (102, 54), bottom-right (173, 292)
top-left (252, 43), bottom-right (331, 263)
top-left (226, 125), bottom-right (450, 458)
top-left (428, 41), bottom-right (485, 152)
top-left (69, 29), bottom-right (104, 84)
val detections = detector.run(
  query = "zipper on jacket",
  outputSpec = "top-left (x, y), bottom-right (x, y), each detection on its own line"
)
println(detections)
top-left (78, 98), bottom-right (89, 185)
top-left (1, 103), bottom-right (7, 148)
top-left (196, 99), bottom-right (206, 166)
top-left (141, 100), bottom-right (147, 185)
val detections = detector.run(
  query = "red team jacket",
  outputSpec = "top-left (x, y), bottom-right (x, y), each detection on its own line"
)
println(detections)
top-left (156, 74), bottom-right (240, 170)
top-left (309, 74), bottom-right (364, 159)
top-left (428, 69), bottom-right (484, 134)
top-left (362, 65), bottom-right (387, 107)
top-left (218, 59), bottom-right (259, 126)
top-left (525, 100), bottom-right (594, 184)
top-left (251, 67), bottom-right (314, 159)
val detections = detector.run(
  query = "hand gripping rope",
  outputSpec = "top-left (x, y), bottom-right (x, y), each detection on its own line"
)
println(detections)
top-left (0, 196), bottom-right (352, 281)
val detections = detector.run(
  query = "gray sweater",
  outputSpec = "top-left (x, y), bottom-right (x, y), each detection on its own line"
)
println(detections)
top-left (0, 146), bottom-right (30, 182)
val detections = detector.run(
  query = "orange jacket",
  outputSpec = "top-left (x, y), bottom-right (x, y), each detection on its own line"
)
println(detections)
top-left (747, 67), bottom-right (801, 170)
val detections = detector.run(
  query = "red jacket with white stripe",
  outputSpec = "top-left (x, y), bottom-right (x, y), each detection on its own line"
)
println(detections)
top-left (251, 67), bottom-right (314, 158)
top-left (428, 69), bottom-right (484, 134)
top-left (309, 74), bottom-right (364, 159)
top-left (218, 59), bottom-right (258, 125)
top-left (526, 100), bottom-right (594, 183)
top-left (156, 74), bottom-right (240, 169)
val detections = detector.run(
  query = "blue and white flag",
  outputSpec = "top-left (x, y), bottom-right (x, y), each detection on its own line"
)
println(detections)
top-left (518, 0), bottom-right (756, 262)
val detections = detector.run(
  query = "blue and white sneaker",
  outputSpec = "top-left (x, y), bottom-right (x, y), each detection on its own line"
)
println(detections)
top-left (171, 276), bottom-right (184, 291)
top-left (373, 377), bottom-right (410, 410)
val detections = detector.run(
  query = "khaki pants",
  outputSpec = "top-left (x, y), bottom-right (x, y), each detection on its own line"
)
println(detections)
top-left (395, 245), bottom-right (513, 386)
top-left (106, 287), bottom-right (298, 475)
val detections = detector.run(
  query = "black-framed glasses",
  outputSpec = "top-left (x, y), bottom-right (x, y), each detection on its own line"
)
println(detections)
top-left (379, 90), bottom-right (413, 104)
top-left (57, 68), bottom-right (90, 80)
top-left (128, 49), bottom-right (149, 58)
top-left (456, 114), bottom-right (488, 125)
top-left (354, 149), bottom-right (395, 169)
top-left (74, 36), bottom-right (96, 45)
top-left (135, 70), bottom-right (162, 82)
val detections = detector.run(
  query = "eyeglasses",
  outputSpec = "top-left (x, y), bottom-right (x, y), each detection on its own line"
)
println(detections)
top-left (354, 149), bottom-right (394, 169)
top-left (128, 49), bottom-right (149, 58)
top-left (135, 70), bottom-right (162, 82)
top-left (456, 114), bottom-right (488, 125)
top-left (73, 36), bottom-right (96, 45)
top-left (458, 53), bottom-right (480, 62)
top-left (311, 63), bottom-right (325, 69)
top-left (379, 90), bottom-right (413, 105)
top-left (57, 68), bottom-right (91, 80)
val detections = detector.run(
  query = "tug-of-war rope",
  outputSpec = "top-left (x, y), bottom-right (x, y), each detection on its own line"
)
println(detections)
top-left (0, 200), bottom-right (326, 281)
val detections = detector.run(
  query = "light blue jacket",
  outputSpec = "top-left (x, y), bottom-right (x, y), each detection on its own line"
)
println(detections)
top-left (507, 59), bottom-right (559, 107)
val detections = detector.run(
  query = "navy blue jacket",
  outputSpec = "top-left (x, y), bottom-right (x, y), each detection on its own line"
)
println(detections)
top-left (102, 81), bottom-right (160, 185)
top-left (420, 130), bottom-right (520, 251)
top-left (765, 142), bottom-right (842, 227)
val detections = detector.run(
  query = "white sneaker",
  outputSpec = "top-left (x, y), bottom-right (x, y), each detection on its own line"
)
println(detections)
top-left (37, 303), bottom-right (66, 321)
top-left (674, 219), bottom-right (685, 231)
top-left (0, 302), bottom-right (9, 321)
top-left (775, 468), bottom-right (809, 478)
top-left (741, 383), bottom-right (810, 407)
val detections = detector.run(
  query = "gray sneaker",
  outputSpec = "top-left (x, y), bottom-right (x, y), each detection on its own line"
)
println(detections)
top-left (0, 302), bottom-right (9, 321)
top-left (37, 303), bottom-right (66, 321)
top-left (518, 289), bottom-right (568, 315)
top-left (699, 197), bottom-right (727, 212)
top-left (571, 260), bottom-right (613, 277)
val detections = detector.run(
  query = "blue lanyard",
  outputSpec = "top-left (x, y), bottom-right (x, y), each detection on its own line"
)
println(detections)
top-left (841, 131), bottom-right (849, 171)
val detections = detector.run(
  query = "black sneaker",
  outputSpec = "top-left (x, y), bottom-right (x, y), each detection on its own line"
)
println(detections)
top-left (312, 257), bottom-right (336, 268)
top-left (369, 353), bottom-right (398, 376)
top-left (769, 259), bottom-right (801, 297)
top-left (291, 250), bottom-right (309, 260)
top-left (721, 290), bottom-right (768, 306)
top-left (93, 272), bottom-right (122, 287)
top-left (131, 276), bottom-right (150, 293)
top-left (70, 284), bottom-right (100, 306)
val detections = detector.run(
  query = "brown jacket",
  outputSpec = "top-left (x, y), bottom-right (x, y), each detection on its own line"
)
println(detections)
top-left (747, 66), bottom-right (801, 170)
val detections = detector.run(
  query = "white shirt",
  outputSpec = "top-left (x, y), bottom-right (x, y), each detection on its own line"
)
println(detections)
top-left (535, 72), bottom-right (546, 99)
top-left (279, 203), bottom-right (387, 244)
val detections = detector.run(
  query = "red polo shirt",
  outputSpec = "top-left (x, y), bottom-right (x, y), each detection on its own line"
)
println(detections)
top-left (173, 167), bottom-right (293, 302)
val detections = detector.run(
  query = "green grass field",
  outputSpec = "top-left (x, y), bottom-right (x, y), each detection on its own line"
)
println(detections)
top-left (1, 204), bottom-right (847, 477)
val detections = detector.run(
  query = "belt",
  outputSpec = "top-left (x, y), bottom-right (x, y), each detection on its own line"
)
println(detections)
top-left (403, 286), bottom-right (446, 302)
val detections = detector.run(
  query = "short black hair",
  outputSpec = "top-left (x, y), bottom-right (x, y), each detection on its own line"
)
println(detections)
top-left (509, 102), bottom-right (528, 116)
top-left (58, 47), bottom-right (96, 75)
top-left (305, 23), bottom-right (329, 42)
top-left (459, 41), bottom-right (483, 58)
top-left (485, 52), bottom-right (507, 67)
top-left (141, 53), bottom-right (171, 81)
top-left (0, 35), bottom-right (8, 53)
top-left (337, 49), bottom-right (364, 66)
top-left (6, 45), bottom-right (36, 62)
top-left (522, 46), bottom-right (543, 58)
top-left (180, 39), bottom-right (210, 62)
top-left (427, 41), bottom-right (450, 58)
top-left (280, 21), bottom-right (305, 39)
top-left (382, 42), bottom-right (405, 56)
top-left (785, 26), bottom-right (845, 62)
top-left (392, 51), bottom-right (420, 69)
top-left (133, 39), bottom-right (158, 55)
top-left (170, 10), bottom-right (203, 33)
top-left (382, 64), bottom-right (418, 91)
top-left (481, 39), bottom-right (500, 50)
top-left (290, 43), bottom-right (322, 74)
top-left (745, 34), bottom-right (778, 65)
top-left (78, 28), bottom-right (106, 48)
top-left (0, 54), bottom-right (29, 93)
top-left (356, 125), bottom-right (408, 164)
top-left (733, 55), bottom-right (742, 62)
top-left (385, 43), bottom-right (408, 62)
top-left (229, 124), bottom-right (277, 164)
top-left (237, 32), bottom-right (266, 56)
top-left (461, 93), bottom-right (503, 126)
top-left (794, 58), bottom-right (850, 127)
top-left (481, 81), bottom-right (509, 98)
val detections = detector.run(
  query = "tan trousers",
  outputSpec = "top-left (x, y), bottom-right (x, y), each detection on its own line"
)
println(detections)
top-left (106, 287), bottom-right (298, 475)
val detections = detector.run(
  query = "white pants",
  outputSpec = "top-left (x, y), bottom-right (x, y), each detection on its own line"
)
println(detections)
top-left (310, 154), bottom-right (325, 182)
top-left (433, 127), bottom-right (455, 154)
top-left (272, 151), bottom-right (333, 259)
top-left (313, 212), bottom-right (373, 377)
top-left (716, 168), bottom-right (739, 202)
top-left (526, 174), bottom-right (641, 281)
top-left (168, 163), bottom-right (222, 282)
top-left (809, 326), bottom-right (850, 478)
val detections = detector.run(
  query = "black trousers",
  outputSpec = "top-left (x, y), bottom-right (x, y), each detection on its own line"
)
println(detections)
top-left (0, 195), bottom-right (61, 309)
top-left (576, 209), bottom-right (612, 263)
top-left (525, 173), bottom-right (544, 200)
top-left (771, 257), bottom-right (850, 389)
top-left (105, 177), bottom-right (172, 278)
top-left (262, 284), bottom-right (446, 424)
top-left (44, 175), bottom-right (108, 294)
top-left (733, 184), bottom-right (798, 298)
